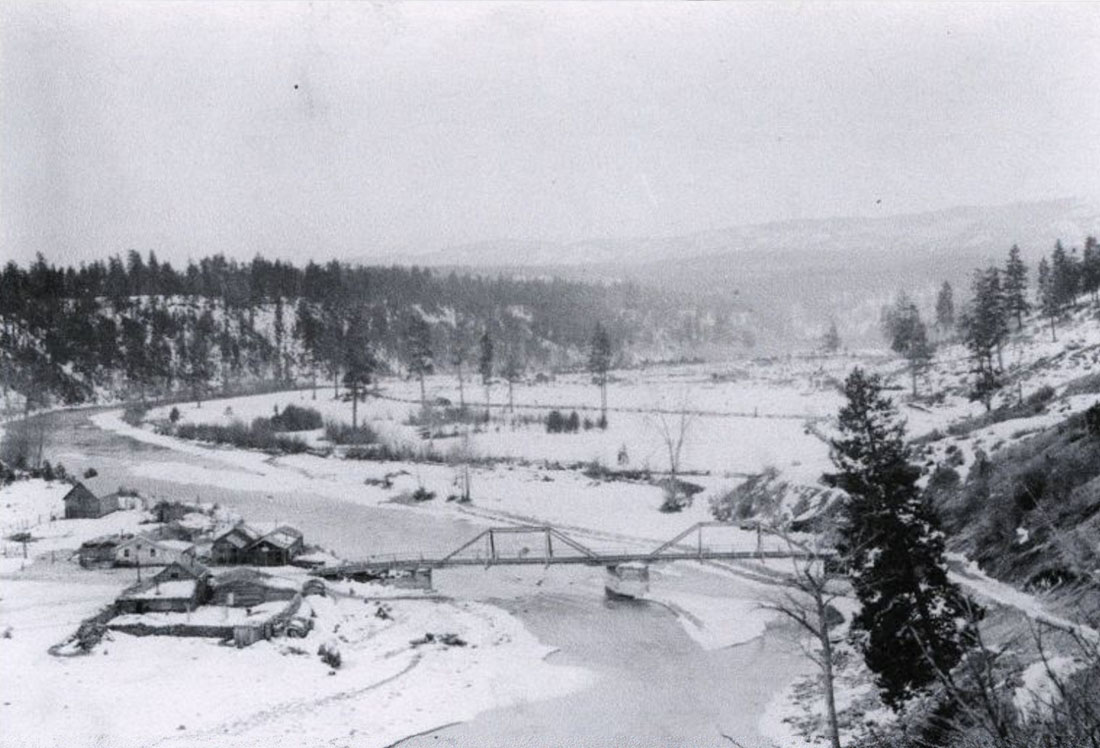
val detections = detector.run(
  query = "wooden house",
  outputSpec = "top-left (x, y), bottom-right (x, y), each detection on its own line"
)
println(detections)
top-left (154, 556), bottom-right (212, 586)
top-left (246, 527), bottom-right (304, 566)
top-left (210, 568), bottom-right (300, 607)
top-left (210, 522), bottom-right (263, 564)
top-left (114, 536), bottom-right (197, 567)
top-left (78, 535), bottom-right (130, 568)
top-left (63, 482), bottom-right (120, 519)
top-left (210, 522), bottom-right (305, 566)
top-left (115, 578), bottom-right (205, 614)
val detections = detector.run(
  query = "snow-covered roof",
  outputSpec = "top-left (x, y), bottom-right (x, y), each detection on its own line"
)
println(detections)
top-left (118, 580), bottom-right (197, 601)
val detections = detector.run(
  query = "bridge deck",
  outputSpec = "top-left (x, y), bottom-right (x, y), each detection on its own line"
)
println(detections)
top-left (313, 549), bottom-right (828, 577)
top-left (310, 522), bottom-right (835, 580)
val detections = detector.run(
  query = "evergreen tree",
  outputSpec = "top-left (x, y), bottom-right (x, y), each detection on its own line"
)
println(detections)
top-left (1003, 244), bottom-right (1030, 330)
top-left (1082, 235), bottom-right (1100, 304)
top-left (478, 330), bottom-right (494, 413)
top-left (449, 317), bottom-right (473, 410)
top-left (1051, 239), bottom-right (1079, 309)
top-left (1037, 256), bottom-right (1059, 342)
top-left (501, 345), bottom-right (523, 413)
top-left (934, 281), bottom-right (955, 335)
top-left (881, 294), bottom-right (934, 396)
top-left (404, 314), bottom-right (434, 410)
top-left (588, 322), bottom-right (613, 422)
top-left (960, 267), bottom-right (1008, 410)
top-left (825, 368), bottom-right (980, 709)
top-left (342, 309), bottom-right (377, 431)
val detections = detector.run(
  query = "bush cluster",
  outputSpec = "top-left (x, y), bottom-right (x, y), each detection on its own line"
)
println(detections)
top-left (546, 410), bottom-right (607, 433)
top-left (269, 405), bottom-right (323, 431)
top-left (175, 420), bottom-right (308, 454)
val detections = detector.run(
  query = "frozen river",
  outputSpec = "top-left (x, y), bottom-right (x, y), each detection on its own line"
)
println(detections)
top-left (42, 407), bottom-right (809, 747)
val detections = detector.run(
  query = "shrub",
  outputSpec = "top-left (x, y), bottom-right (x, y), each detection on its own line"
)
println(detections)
top-left (270, 405), bottom-right (323, 431)
top-left (121, 404), bottom-right (148, 427)
top-left (174, 420), bottom-right (308, 454)
top-left (318, 640), bottom-right (342, 669)
top-left (323, 421), bottom-right (379, 445)
top-left (168, 407), bottom-right (181, 424)
top-left (411, 486), bottom-right (436, 502)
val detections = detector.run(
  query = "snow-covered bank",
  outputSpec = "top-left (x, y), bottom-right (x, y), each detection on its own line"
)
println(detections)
top-left (0, 576), bottom-right (591, 748)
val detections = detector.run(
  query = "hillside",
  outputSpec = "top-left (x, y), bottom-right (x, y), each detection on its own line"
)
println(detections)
top-left (0, 255), bottom-right (754, 415)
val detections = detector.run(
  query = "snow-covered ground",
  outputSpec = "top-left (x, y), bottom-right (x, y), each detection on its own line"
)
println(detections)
top-left (0, 576), bottom-right (590, 748)
top-left (4, 301), bottom-right (1097, 747)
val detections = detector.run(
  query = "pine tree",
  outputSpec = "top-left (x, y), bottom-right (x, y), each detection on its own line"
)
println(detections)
top-left (822, 319), bottom-right (841, 354)
top-left (881, 294), bottom-right (933, 397)
top-left (449, 318), bottom-right (472, 410)
top-left (825, 368), bottom-right (980, 709)
top-left (961, 267), bottom-right (1008, 410)
top-left (935, 281), bottom-right (955, 336)
top-left (1037, 256), bottom-right (1058, 342)
top-left (501, 345), bottom-right (523, 413)
top-left (1003, 244), bottom-right (1030, 330)
top-left (1051, 239), bottom-right (1078, 310)
top-left (404, 314), bottom-right (434, 410)
top-left (588, 322), bottom-right (612, 422)
top-left (478, 330), bottom-right (494, 413)
top-left (342, 309), bottom-right (376, 431)
top-left (1081, 235), bottom-right (1100, 304)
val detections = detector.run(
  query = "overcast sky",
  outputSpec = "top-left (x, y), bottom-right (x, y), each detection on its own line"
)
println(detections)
top-left (2, 1), bottom-right (1098, 267)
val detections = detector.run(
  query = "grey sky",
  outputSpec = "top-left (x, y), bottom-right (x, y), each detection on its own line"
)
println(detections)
top-left (2, 1), bottom-right (1098, 267)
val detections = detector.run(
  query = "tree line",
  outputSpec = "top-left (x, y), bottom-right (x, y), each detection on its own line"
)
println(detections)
top-left (0, 252), bottom-right (747, 413)
top-left (882, 235), bottom-right (1098, 409)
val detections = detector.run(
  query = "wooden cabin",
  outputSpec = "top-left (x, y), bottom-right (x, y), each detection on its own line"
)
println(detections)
top-left (78, 535), bottom-right (129, 568)
top-left (246, 527), bottom-right (304, 566)
top-left (114, 536), bottom-right (197, 567)
top-left (63, 482), bottom-right (120, 519)
top-left (210, 522), bottom-right (262, 564)
top-left (210, 568), bottom-right (300, 607)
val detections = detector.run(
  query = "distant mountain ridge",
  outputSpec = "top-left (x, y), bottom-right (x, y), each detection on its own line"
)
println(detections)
top-left (378, 198), bottom-right (1100, 345)
top-left (381, 198), bottom-right (1100, 269)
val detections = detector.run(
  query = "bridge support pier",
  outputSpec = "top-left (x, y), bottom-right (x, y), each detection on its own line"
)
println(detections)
top-left (604, 563), bottom-right (650, 600)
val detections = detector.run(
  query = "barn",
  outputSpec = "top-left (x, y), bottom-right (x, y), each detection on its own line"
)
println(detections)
top-left (210, 568), bottom-right (301, 607)
top-left (63, 482), bottom-right (120, 520)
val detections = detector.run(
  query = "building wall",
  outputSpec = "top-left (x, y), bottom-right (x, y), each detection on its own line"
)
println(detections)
top-left (115, 542), bottom-right (186, 567)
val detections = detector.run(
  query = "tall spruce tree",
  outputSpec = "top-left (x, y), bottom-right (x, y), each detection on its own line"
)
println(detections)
top-left (934, 281), bottom-right (955, 336)
top-left (478, 330), bottom-right (494, 413)
top-left (1003, 244), bottom-right (1030, 330)
top-left (342, 309), bottom-right (376, 431)
top-left (1051, 240), bottom-right (1078, 310)
top-left (588, 322), bottom-right (612, 423)
top-left (1082, 236), bottom-right (1100, 304)
top-left (1037, 256), bottom-right (1058, 342)
top-left (825, 368), bottom-right (980, 709)
top-left (404, 314), bottom-right (434, 410)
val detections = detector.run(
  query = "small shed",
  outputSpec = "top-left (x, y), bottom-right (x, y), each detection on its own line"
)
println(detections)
top-left (63, 482), bottom-right (120, 520)
top-left (211, 568), bottom-right (300, 607)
